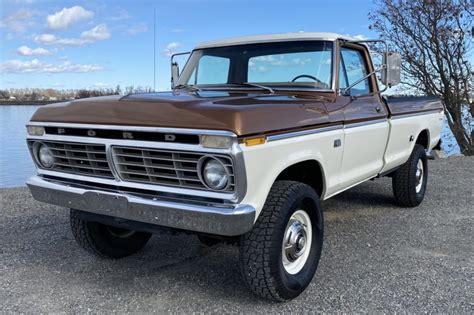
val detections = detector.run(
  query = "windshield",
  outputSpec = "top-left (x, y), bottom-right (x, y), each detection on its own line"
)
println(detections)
top-left (177, 41), bottom-right (333, 90)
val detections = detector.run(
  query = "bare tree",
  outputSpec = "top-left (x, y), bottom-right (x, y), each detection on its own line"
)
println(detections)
top-left (369, 0), bottom-right (473, 155)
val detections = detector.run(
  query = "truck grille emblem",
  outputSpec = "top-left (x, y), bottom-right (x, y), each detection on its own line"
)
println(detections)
top-left (122, 132), bottom-right (134, 139)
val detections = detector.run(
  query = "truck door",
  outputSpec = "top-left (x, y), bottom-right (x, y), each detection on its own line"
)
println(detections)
top-left (337, 46), bottom-right (389, 189)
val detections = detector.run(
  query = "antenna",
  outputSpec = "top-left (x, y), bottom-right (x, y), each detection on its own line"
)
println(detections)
top-left (153, 8), bottom-right (156, 92)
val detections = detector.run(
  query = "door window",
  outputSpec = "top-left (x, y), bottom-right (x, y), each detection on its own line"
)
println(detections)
top-left (339, 48), bottom-right (371, 95)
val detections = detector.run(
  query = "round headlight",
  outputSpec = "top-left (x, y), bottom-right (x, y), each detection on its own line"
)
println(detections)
top-left (38, 144), bottom-right (55, 168)
top-left (201, 158), bottom-right (229, 190)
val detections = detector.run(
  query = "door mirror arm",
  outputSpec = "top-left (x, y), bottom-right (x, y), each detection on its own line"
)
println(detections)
top-left (170, 51), bottom-right (191, 89)
top-left (341, 39), bottom-right (401, 98)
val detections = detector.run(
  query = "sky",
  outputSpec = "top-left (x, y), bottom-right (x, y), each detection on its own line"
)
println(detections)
top-left (0, 0), bottom-right (380, 91)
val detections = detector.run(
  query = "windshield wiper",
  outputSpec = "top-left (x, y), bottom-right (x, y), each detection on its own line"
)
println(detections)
top-left (173, 84), bottom-right (201, 92)
top-left (234, 82), bottom-right (274, 94)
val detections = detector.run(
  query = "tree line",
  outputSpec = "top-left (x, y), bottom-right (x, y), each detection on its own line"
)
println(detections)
top-left (0, 85), bottom-right (153, 102)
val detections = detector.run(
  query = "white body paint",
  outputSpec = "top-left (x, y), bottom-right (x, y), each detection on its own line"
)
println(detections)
top-left (240, 111), bottom-right (444, 218)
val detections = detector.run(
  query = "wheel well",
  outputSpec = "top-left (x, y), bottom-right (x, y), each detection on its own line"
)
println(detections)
top-left (416, 129), bottom-right (430, 149)
top-left (275, 160), bottom-right (324, 197)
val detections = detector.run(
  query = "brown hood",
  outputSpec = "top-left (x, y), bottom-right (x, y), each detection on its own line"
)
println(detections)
top-left (30, 90), bottom-right (332, 136)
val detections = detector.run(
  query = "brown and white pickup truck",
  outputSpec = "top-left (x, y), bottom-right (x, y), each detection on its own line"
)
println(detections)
top-left (26, 32), bottom-right (443, 301)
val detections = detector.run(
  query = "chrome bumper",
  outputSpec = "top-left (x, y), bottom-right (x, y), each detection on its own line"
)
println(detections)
top-left (27, 176), bottom-right (255, 236)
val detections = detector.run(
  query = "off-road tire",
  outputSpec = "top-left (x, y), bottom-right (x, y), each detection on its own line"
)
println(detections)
top-left (70, 209), bottom-right (152, 258)
top-left (392, 144), bottom-right (428, 207)
top-left (239, 181), bottom-right (324, 302)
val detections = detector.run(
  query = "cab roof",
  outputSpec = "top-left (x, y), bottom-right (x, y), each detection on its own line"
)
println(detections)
top-left (195, 32), bottom-right (359, 49)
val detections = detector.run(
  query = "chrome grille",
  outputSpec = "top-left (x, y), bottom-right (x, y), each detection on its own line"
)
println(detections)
top-left (28, 141), bottom-right (113, 178)
top-left (112, 146), bottom-right (235, 192)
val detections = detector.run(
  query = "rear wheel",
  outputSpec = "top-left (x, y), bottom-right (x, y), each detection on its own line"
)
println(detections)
top-left (239, 181), bottom-right (324, 301)
top-left (70, 209), bottom-right (152, 258)
top-left (392, 144), bottom-right (428, 207)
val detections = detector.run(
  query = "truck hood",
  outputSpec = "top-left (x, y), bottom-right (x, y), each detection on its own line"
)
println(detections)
top-left (30, 90), bottom-right (332, 136)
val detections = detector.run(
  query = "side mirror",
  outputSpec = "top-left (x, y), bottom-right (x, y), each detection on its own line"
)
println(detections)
top-left (381, 52), bottom-right (401, 87)
top-left (170, 51), bottom-right (191, 89)
top-left (171, 62), bottom-right (180, 88)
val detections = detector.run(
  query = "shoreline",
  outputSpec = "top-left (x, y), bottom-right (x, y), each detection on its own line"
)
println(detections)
top-left (0, 100), bottom-right (67, 105)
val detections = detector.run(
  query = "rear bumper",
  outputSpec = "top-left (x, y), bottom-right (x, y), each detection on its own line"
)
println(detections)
top-left (27, 175), bottom-right (255, 236)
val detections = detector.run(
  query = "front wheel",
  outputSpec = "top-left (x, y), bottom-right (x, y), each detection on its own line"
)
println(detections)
top-left (392, 144), bottom-right (428, 207)
top-left (239, 181), bottom-right (324, 301)
top-left (70, 209), bottom-right (152, 258)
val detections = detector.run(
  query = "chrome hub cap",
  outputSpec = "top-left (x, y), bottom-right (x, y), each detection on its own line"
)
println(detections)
top-left (415, 160), bottom-right (424, 193)
top-left (282, 210), bottom-right (312, 274)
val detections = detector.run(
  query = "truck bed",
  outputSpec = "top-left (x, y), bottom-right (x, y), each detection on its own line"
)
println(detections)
top-left (383, 96), bottom-right (443, 117)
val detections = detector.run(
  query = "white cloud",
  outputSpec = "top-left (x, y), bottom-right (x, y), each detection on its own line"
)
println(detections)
top-left (80, 24), bottom-right (110, 41)
top-left (0, 9), bottom-right (37, 33)
top-left (170, 28), bottom-right (185, 33)
top-left (17, 45), bottom-right (53, 56)
top-left (34, 34), bottom-right (89, 46)
top-left (126, 23), bottom-right (148, 35)
top-left (1, 59), bottom-right (104, 73)
top-left (34, 33), bottom-right (57, 44)
top-left (34, 24), bottom-right (111, 46)
top-left (46, 6), bottom-right (94, 30)
top-left (54, 38), bottom-right (90, 46)
top-left (163, 42), bottom-right (181, 57)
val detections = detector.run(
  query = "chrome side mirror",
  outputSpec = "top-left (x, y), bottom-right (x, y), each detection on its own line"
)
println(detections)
top-left (171, 62), bottom-right (180, 88)
top-left (381, 52), bottom-right (401, 87)
top-left (170, 51), bottom-right (191, 89)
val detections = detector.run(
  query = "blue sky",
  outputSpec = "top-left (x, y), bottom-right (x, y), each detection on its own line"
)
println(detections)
top-left (1, 0), bottom-right (378, 91)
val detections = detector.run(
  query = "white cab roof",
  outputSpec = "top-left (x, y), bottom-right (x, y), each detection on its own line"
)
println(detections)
top-left (195, 32), bottom-right (357, 49)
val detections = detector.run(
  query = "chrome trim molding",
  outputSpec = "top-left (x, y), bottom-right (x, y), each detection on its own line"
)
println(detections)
top-left (27, 122), bottom-right (237, 137)
top-left (267, 124), bottom-right (342, 142)
top-left (27, 176), bottom-right (255, 236)
top-left (265, 119), bottom-right (387, 142)
top-left (390, 110), bottom-right (442, 120)
top-left (343, 118), bottom-right (388, 129)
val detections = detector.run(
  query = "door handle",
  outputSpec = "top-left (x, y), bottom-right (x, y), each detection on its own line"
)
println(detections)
top-left (375, 106), bottom-right (382, 113)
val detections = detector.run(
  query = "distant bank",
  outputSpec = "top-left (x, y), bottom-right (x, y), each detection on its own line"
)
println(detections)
top-left (0, 100), bottom-right (67, 105)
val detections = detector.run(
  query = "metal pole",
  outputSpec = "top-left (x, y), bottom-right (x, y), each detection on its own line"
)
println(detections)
top-left (153, 8), bottom-right (156, 92)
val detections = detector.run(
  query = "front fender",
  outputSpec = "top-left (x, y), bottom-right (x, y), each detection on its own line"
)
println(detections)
top-left (239, 128), bottom-right (343, 219)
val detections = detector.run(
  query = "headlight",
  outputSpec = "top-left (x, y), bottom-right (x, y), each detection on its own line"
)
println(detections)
top-left (199, 157), bottom-right (229, 190)
top-left (37, 144), bottom-right (55, 168)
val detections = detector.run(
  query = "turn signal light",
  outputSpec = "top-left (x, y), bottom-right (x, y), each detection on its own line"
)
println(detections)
top-left (27, 125), bottom-right (45, 136)
top-left (244, 136), bottom-right (266, 146)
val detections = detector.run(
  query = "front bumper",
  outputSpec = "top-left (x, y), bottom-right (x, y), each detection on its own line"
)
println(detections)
top-left (27, 176), bottom-right (255, 236)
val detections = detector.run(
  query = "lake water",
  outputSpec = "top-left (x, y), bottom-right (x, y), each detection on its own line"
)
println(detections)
top-left (0, 105), bottom-right (39, 188)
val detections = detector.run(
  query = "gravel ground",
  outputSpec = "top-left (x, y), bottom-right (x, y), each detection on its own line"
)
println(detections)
top-left (0, 157), bottom-right (473, 313)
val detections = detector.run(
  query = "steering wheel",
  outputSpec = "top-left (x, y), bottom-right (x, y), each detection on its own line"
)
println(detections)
top-left (291, 74), bottom-right (323, 83)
